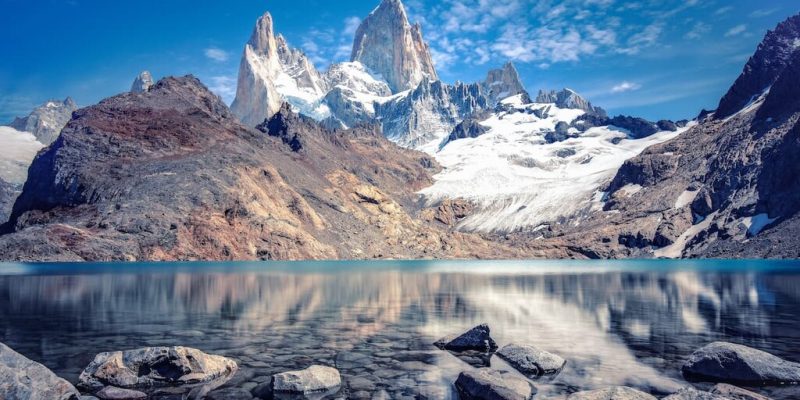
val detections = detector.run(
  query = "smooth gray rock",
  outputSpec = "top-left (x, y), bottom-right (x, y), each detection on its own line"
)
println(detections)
top-left (434, 323), bottom-right (498, 352)
top-left (682, 342), bottom-right (800, 385)
top-left (95, 386), bottom-right (147, 400)
top-left (273, 365), bottom-right (341, 393)
top-left (78, 346), bottom-right (238, 391)
top-left (567, 386), bottom-right (657, 400)
top-left (710, 383), bottom-right (772, 400)
top-left (454, 368), bottom-right (535, 400)
top-left (0, 342), bottom-right (80, 400)
top-left (130, 71), bottom-right (154, 93)
top-left (662, 387), bottom-right (731, 400)
top-left (496, 343), bottom-right (566, 377)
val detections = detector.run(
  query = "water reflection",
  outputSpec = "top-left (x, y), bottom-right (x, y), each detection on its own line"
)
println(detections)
top-left (0, 262), bottom-right (798, 399)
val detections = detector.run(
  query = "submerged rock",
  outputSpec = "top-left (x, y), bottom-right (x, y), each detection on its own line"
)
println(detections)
top-left (496, 343), bottom-right (566, 377)
top-left (78, 346), bottom-right (237, 391)
top-left (567, 386), bottom-right (657, 400)
top-left (273, 365), bottom-right (341, 393)
top-left (95, 386), bottom-right (147, 400)
top-left (662, 387), bottom-right (731, 400)
top-left (682, 342), bottom-right (800, 385)
top-left (0, 342), bottom-right (80, 400)
top-left (434, 323), bottom-right (498, 352)
top-left (710, 383), bottom-right (772, 400)
top-left (454, 368), bottom-right (535, 400)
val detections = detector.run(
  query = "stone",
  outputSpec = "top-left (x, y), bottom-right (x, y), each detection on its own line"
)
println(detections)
top-left (251, 377), bottom-right (274, 399)
top-left (78, 346), bottom-right (238, 391)
top-left (454, 368), bottom-right (535, 400)
top-left (273, 365), bottom-right (341, 393)
top-left (434, 323), bottom-right (498, 352)
top-left (0, 342), bottom-right (81, 400)
top-left (682, 342), bottom-right (800, 385)
top-left (206, 387), bottom-right (254, 400)
top-left (567, 386), bottom-right (657, 400)
top-left (662, 387), bottom-right (731, 400)
top-left (96, 386), bottom-right (147, 400)
top-left (496, 343), bottom-right (566, 377)
top-left (710, 383), bottom-right (772, 400)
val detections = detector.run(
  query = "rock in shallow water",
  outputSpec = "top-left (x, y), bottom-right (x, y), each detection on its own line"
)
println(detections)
top-left (95, 386), bottom-right (147, 400)
top-left (710, 383), bottom-right (772, 400)
top-left (567, 386), bottom-right (657, 400)
top-left (454, 368), bottom-right (535, 400)
top-left (273, 365), bottom-right (341, 393)
top-left (78, 346), bottom-right (238, 391)
top-left (682, 342), bottom-right (800, 385)
top-left (662, 387), bottom-right (731, 400)
top-left (496, 343), bottom-right (565, 377)
top-left (434, 323), bottom-right (498, 352)
top-left (0, 342), bottom-right (81, 400)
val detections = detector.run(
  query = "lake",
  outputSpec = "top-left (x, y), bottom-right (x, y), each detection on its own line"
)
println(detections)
top-left (1, 260), bottom-right (799, 399)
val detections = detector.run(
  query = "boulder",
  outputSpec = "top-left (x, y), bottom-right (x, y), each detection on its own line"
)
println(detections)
top-left (567, 386), bottom-right (656, 400)
top-left (710, 383), bottom-right (772, 400)
top-left (454, 368), bottom-right (535, 400)
top-left (662, 387), bottom-right (731, 400)
top-left (78, 346), bottom-right (238, 391)
top-left (272, 365), bottom-right (341, 393)
top-left (682, 342), bottom-right (800, 385)
top-left (0, 342), bottom-right (80, 400)
top-left (95, 386), bottom-right (147, 400)
top-left (496, 343), bottom-right (566, 377)
top-left (435, 323), bottom-right (498, 352)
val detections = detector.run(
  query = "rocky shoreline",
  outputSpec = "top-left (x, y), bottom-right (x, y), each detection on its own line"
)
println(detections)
top-left (1, 324), bottom-right (788, 400)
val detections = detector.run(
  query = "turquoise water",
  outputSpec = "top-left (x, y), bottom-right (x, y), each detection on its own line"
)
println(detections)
top-left (1, 260), bottom-right (799, 399)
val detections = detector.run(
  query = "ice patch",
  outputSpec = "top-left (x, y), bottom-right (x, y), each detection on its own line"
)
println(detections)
top-left (617, 184), bottom-right (642, 197)
top-left (741, 213), bottom-right (778, 236)
top-left (654, 212), bottom-right (718, 259)
top-left (0, 126), bottom-right (44, 184)
top-left (674, 190), bottom-right (699, 209)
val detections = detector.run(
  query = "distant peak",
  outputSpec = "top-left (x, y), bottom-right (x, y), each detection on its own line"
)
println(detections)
top-left (249, 12), bottom-right (277, 54)
top-left (131, 70), bottom-right (154, 93)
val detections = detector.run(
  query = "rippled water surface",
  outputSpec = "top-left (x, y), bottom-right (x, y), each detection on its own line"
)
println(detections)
top-left (1, 260), bottom-right (800, 399)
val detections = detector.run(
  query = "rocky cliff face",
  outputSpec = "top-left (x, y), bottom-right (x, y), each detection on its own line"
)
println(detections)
top-left (350, 0), bottom-right (438, 93)
top-left (231, 12), bottom-right (327, 127)
top-left (7, 97), bottom-right (77, 145)
top-left (0, 76), bottom-right (525, 261)
top-left (130, 71), bottom-right (154, 93)
top-left (715, 14), bottom-right (800, 119)
top-left (539, 13), bottom-right (800, 259)
top-left (0, 178), bottom-right (17, 224)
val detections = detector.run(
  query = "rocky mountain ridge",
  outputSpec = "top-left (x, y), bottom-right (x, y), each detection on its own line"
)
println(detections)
top-left (6, 97), bottom-right (77, 145)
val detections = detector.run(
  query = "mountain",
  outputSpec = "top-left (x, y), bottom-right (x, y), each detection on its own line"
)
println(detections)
top-left (0, 76), bottom-right (524, 261)
top-left (482, 62), bottom-right (530, 104)
top-left (536, 89), bottom-right (606, 116)
top-left (350, 0), bottom-right (438, 93)
top-left (6, 97), bottom-right (77, 145)
top-left (0, 177), bottom-right (17, 224)
top-left (715, 14), bottom-right (800, 119)
top-left (131, 71), bottom-right (154, 93)
top-left (533, 12), bottom-right (800, 258)
top-left (230, 12), bottom-right (328, 127)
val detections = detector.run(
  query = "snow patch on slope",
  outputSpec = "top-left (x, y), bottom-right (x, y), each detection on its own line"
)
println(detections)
top-left (419, 102), bottom-right (687, 232)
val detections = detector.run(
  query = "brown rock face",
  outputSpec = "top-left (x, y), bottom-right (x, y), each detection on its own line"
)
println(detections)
top-left (0, 76), bottom-right (525, 261)
top-left (351, 0), bottom-right (438, 92)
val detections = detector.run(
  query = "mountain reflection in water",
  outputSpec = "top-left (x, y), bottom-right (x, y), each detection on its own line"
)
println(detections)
top-left (0, 261), bottom-right (799, 399)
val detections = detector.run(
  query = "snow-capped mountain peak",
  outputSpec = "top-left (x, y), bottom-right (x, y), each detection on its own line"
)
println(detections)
top-left (482, 62), bottom-right (530, 104)
top-left (536, 88), bottom-right (606, 116)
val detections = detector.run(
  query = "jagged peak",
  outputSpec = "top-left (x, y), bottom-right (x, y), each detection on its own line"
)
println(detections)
top-left (131, 70), bottom-right (154, 93)
top-left (248, 11), bottom-right (277, 54)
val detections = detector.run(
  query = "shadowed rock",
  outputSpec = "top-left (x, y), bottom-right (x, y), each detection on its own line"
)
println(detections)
top-left (567, 386), bottom-right (657, 400)
top-left (710, 383), bottom-right (772, 400)
top-left (663, 387), bottom-right (732, 400)
top-left (682, 342), bottom-right (800, 385)
top-left (454, 368), bottom-right (535, 400)
top-left (434, 323), bottom-right (498, 352)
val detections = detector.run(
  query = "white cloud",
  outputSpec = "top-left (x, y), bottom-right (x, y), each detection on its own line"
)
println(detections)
top-left (618, 22), bottom-right (663, 55)
top-left (714, 6), bottom-right (733, 15)
top-left (750, 8), bottom-right (779, 18)
top-left (204, 47), bottom-right (229, 62)
top-left (611, 81), bottom-right (642, 93)
top-left (343, 16), bottom-right (361, 37)
top-left (685, 22), bottom-right (710, 39)
top-left (725, 24), bottom-right (747, 37)
top-left (207, 76), bottom-right (236, 104)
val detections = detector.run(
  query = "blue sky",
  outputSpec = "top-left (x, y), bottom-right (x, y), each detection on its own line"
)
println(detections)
top-left (0, 0), bottom-right (797, 122)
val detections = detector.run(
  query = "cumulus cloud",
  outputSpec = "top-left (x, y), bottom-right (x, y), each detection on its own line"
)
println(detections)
top-left (207, 76), bottom-right (236, 103)
top-left (611, 81), bottom-right (642, 93)
top-left (204, 47), bottom-right (229, 62)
